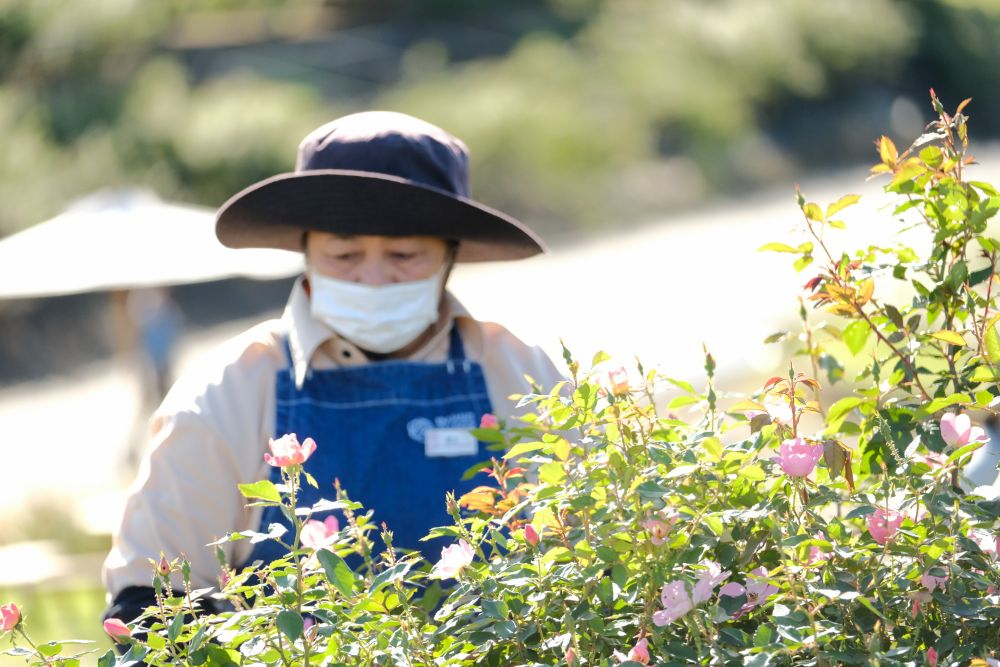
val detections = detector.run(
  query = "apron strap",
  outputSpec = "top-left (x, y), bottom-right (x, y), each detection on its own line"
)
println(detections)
top-left (447, 323), bottom-right (469, 370)
top-left (280, 336), bottom-right (296, 381)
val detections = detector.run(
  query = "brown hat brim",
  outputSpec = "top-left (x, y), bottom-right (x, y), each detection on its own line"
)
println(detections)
top-left (216, 170), bottom-right (546, 262)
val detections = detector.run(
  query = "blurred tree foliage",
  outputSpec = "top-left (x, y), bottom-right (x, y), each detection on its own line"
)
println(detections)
top-left (0, 0), bottom-right (997, 238)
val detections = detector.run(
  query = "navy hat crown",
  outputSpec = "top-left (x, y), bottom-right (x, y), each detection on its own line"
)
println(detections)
top-left (296, 111), bottom-right (470, 198)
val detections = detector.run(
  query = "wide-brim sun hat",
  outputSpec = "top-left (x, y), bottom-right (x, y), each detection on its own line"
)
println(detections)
top-left (216, 111), bottom-right (546, 262)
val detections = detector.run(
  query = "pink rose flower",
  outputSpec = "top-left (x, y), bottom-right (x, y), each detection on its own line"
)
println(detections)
top-left (265, 433), bottom-right (317, 467)
top-left (607, 366), bottom-right (630, 395)
top-left (652, 580), bottom-right (693, 626)
top-left (103, 618), bottom-right (131, 642)
top-left (430, 540), bottom-right (474, 579)
top-left (970, 529), bottom-right (1000, 559)
top-left (867, 508), bottom-right (904, 545)
top-left (1, 603), bottom-right (19, 633)
top-left (642, 518), bottom-right (670, 546)
top-left (565, 647), bottom-right (577, 666)
top-left (300, 515), bottom-right (340, 551)
top-left (719, 567), bottom-right (778, 617)
top-left (940, 412), bottom-right (989, 449)
top-left (927, 647), bottom-right (938, 666)
top-left (614, 637), bottom-right (650, 665)
top-left (524, 524), bottom-right (540, 547)
top-left (807, 532), bottom-right (833, 564)
top-left (479, 413), bottom-right (499, 429)
top-left (920, 571), bottom-right (948, 592)
top-left (692, 560), bottom-right (730, 603)
top-left (777, 437), bottom-right (823, 477)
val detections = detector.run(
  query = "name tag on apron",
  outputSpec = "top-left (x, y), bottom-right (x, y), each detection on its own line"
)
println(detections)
top-left (425, 428), bottom-right (479, 457)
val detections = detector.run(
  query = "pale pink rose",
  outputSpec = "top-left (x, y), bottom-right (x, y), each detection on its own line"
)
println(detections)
top-left (807, 532), bottom-right (833, 564)
top-left (927, 647), bottom-right (938, 666)
top-left (300, 515), bottom-right (340, 550)
top-left (642, 519), bottom-right (670, 546)
top-left (430, 540), bottom-right (474, 579)
top-left (747, 395), bottom-right (795, 424)
top-left (692, 560), bottom-right (730, 603)
top-left (652, 580), bottom-right (693, 626)
top-left (265, 433), bottom-right (317, 467)
top-left (910, 591), bottom-right (928, 618)
top-left (479, 413), bottom-right (499, 430)
top-left (940, 412), bottom-right (989, 449)
top-left (607, 366), bottom-right (630, 395)
top-left (970, 529), bottom-right (1000, 559)
top-left (720, 567), bottom-right (777, 617)
top-left (103, 617), bottom-right (131, 642)
top-left (0, 603), bottom-right (19, 633)
top-left (614, 637), bottom-right (650, 665)
top-left (867, 508), bottom-right (903, 545)
top-left (777, 437), bottom-right (823, 477)
top-left (524, 524), bottom-right (540, 547)
top-left (565, 647), bottom-right (577, 666)
top-left (920, 571), bottom-right (948, 592)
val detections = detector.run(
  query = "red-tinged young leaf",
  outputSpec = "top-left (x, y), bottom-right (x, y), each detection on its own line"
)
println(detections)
top-left (826, 194), bottom-right (861, 219)
top-left (878, 135), bottom-right (898, 166)
top-left (956, 97), bottom-right (972, 115)
top-left (763, 377), bottom-right (784, 392)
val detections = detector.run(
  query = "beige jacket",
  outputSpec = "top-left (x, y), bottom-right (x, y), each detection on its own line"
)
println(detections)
top-left (103, 278), bottom-right (562, 596)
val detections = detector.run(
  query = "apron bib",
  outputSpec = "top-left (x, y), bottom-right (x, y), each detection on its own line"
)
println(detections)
top-left (245, 325), bottom-right (493, 566)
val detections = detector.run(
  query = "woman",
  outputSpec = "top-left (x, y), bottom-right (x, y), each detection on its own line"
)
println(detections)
top-left (102, 111), bottom-right (562, 623)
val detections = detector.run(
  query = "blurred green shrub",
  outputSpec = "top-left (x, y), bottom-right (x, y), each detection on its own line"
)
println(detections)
top-left (0, 0), bottom-right (998, 240)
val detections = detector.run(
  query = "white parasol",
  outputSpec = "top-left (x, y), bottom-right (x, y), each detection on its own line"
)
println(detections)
top-left (0, 188), bottom-right (304, 299)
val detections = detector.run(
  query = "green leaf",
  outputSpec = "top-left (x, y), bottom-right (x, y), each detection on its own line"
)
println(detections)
top-left (947, 440), bottom-right (986, 464)
top-left (538, 461), bottom-right (566, 485)
top-left (503, 441), bottom-right (547, 460)
top-left (317, 549), bottom-right (356, 597)
top-left (971, 365), bottom-right (1000, 383)
top-left (793, 254), bottom-right (813, 272)
top-left (931, 330), bottom-right (966, 347)
top-left (919, 393), bottom-right (972, 417)
top-left (842, 320), bottom-right (870, 356)
top-left (591, 350), bottom-right (611, 366)
top-left (36, 644), bottom-right (62, 658)
top-left (369, 561), bottom-right (414, 594)
top-left (754, 624), bottom-right (774, 648)
top-left (803, 202), bottom-right (824, 222)
top-left (944, 261), bottom-right (969, 292)
top-left (827, 397), bottom-right (864, 425)
top-left (919, 145), bottom-right (943, 169)
top-left (168, 613), bottom-right (184, 643)
top-left (857, 595), bottom-right (889, 622)
top-left (667, 395), bottom-right (700, 409)
top-left (276, 610), bottom-right (304, 642)
top-left (238, 480), bottom-right (282, 503)
top-left (976, 390), bottom-right (994, 407)
top-left (985, 314), bottom-right (1000, 365)
top-left (758, 242), bottom-right (799, 253)
top-left (97, 650), bottom-right (116, 667)
top-left (826, 194), bottom-right (861, 218)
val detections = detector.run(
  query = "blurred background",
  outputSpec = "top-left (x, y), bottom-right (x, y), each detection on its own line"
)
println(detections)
top-left (2, 0), bottom-right (1000, 658)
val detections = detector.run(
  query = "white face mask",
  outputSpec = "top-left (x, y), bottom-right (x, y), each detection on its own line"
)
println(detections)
top-left (308, 266), bottom-right (446, 354)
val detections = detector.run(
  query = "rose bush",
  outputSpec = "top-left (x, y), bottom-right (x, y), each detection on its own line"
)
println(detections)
top-left (5, 92), bottom-right (1000, 666)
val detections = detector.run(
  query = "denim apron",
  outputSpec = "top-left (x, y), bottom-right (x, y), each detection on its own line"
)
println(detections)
top-left (245, 325), bottom-right (492, 565)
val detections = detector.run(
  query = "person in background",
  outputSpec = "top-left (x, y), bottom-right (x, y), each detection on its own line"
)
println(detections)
top-left (102, 111), bottom-right (563, 623)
